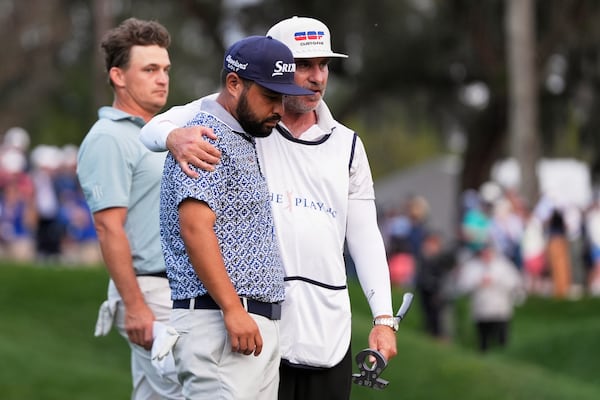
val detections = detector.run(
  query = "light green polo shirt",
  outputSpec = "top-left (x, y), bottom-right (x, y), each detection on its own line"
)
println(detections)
top-left (77, 106), bottom-right (167, 274)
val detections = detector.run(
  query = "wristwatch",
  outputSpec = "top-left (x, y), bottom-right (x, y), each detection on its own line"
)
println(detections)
top-left (373, 317), bottom-right (398, 332)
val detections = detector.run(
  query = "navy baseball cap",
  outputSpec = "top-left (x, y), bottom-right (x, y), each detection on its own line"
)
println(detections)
top-left (223, 36), bottom-right (314, 96)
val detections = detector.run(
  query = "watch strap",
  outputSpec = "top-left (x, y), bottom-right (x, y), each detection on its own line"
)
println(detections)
top-left (373, 317), bottom-right (398, 332)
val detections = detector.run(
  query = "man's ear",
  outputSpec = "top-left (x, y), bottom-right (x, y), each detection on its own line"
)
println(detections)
top-left (224, 72), bottom-right (244, 99)
top-left (109, 67), bottom-right (125, 88)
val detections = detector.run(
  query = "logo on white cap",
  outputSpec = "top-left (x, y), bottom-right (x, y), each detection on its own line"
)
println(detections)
top-left (294, 31), bottom-right (325, 41)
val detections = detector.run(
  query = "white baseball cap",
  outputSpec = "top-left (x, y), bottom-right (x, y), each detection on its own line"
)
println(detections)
top-left (266, 16), bottom-right (348, 59)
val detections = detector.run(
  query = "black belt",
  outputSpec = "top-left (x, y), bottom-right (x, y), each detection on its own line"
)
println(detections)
top-left (173, 295), bottom-right (281, 320)
top-left (136, 271), bottom-right (168, 278)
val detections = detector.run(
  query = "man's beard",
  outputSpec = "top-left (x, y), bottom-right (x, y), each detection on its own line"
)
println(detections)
top-left (237, 92), bottom-right (281, 138)
top-left (283, 87), bottom-right (324, 114)
top-left (283, 94), bottom-right (317, 114)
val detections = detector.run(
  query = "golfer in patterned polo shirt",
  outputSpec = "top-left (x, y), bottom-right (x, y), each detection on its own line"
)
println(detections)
top-left (159, 35), bottom-right (313, 399)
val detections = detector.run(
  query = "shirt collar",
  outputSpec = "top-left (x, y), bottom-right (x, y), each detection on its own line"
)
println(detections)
top-left (197, 94), bottom-right (253, 141)
top-left (278, 100), bottom-right (337, 141)
top-left (98, 106), bottom-right (146, 128)
top-left (314, 100), bottom-right (337, 132)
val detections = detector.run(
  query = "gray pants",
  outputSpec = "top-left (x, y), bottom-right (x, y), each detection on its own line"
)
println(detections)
top-left (171, 307), bottom-right (280, 400)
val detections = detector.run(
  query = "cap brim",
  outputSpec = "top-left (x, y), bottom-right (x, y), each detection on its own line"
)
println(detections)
top-left (293, 51), bottom-right (349, 59)
top-left (257, 81), bottom-right (315, 96)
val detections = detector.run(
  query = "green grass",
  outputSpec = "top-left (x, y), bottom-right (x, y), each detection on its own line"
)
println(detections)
top-left (349, 282), bottom-right (600, 399)
top-left (0, 263), bottom-right (599, 399)
top-left (0, 263), bottom-right (130, 399)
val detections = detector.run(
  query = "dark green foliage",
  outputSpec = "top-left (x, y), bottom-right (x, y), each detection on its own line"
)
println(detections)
top-left (8, 1), bottom-right (600, 187)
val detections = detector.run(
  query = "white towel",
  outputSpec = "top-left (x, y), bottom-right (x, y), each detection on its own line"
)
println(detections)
top-left (151, 321), bottom-right (180, 383)
top-left (94, 299), bottom-right (118, 337)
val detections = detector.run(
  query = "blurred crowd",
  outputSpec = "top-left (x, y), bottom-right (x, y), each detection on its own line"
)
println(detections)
top-left (0, 127), bottom-right (101, 265)
top-left (2, 123), bottom-right (599, 349)
top-left (380, 180), bottom-right (600, 348)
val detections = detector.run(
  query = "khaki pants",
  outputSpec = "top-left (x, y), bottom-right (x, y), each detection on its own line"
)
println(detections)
top-left (108, 277), bottom-right (184, 400)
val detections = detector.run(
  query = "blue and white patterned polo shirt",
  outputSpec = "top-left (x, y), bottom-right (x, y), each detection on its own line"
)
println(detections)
top-left (159, 96), bottom-right (285, 304)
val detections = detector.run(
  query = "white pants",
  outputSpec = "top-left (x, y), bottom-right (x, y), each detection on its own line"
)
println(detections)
top-left (170, 308), bottom-right (280, 400)
top-left (108, 277), bottom-right (184, 400)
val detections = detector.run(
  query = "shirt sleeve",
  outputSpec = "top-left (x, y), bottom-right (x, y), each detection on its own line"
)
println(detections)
top-left (346, 198), bottom-right (394, 318)
top-left (140, 98), bottom-right (206, 152)
top-left (77, 132), bottom-right (132, 212)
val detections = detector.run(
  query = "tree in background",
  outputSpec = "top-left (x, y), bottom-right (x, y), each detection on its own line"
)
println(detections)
top-left (3, 0), bottom-right (600, 194)
top-left (506, 0), bottom-right (539, 206)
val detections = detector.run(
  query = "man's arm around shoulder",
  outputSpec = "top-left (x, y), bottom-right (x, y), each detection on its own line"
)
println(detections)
top-left (140, 99), bottom-right (222, 177)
